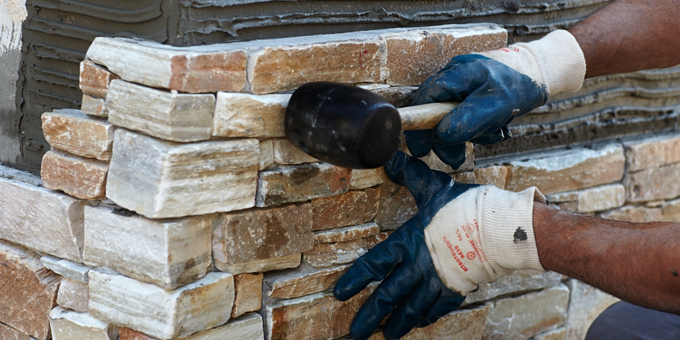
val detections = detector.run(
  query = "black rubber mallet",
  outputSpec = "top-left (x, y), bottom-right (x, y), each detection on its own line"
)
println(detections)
top-left (285, 82), bottom-right (458, 169)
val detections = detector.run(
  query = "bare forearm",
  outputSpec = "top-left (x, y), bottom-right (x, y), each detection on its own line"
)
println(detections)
top-left (569, 0), bottom-right (680, 78)
top-left (534, 202), bottom-right (680, 314)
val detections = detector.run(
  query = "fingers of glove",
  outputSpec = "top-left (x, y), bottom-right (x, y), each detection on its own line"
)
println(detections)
top-left (434, 97), bottom-right (514, 146)
top-left (384, 151), bottom-right (453, 209)
top-left (431, 140), bottom-right (468, 171)
top-left (404, 130), bottom-right (434, 158)
top-left (411, 55), bottom-right (492, 106)
top-left (470, 126), bottom-right (513, 145)
top-left (415, 287), bottom-right (466, 328)
top-left (349, 265), bottom-right (421, 340)
top-left (382, 279), bottom-right (440, 340)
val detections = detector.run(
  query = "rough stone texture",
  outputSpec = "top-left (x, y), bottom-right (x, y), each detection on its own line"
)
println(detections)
top-left (597, 205), bottom-right (663, 223)
top-left (256, 163), bottom-right (351, 208)
top-left (273, 139), bottom-right (318, 165)
top-left (40, 256), bottom-right (90, 283)
top-left (464, 270), bottom-right (563, 305)
top-left (303, 239), bottom-right (368, 268)
top-left (79, 59), bottom-right (119, 98)
top-left (368, 85), bottom-right (418, 108)
top-left (213, 93), bottom-right (289, 138)
top-left (232, 274), bottom-right (263, 318)
top-left (546, 184), bottom-right (625, 213)
top-left (49, 307), bottom-right (118, 340)
top-left (311, 188), bottom-right (380, 231)
top-left (624, 133), bottom-right (680, 172)
top-left (106, 80), bottom-right (216, 142)
top-left (260, 140), bottom-right (275, 170)
top-left (0, 322), bottom-right (31, 340)
top-left (265, 264), bottom-right (350, 300)
top-left (473, 165), bottom-right (509, 189)
top-left (505, 144), bottom-right (625, 195)
top-left (41, 109), bottom-right (115, 161)
top-left (0, 240), bottom-right (61, 340)
top-left (451, 171), bottom-right (476, 184)
top-left (564, 280), bottom-right (619, 340)
top-left (0, 164), bottom-right (43, 186)
top-left (313, 222), bottom-right (380, 243)
top-left (119, 313), bottom-right (264, 340)
top-left (484, 285), bottom-right (570, 340)
top-left (368, 306), bottom-right (490, 340)
top-left (350, 168), bottom-right (387, 190)
top-left (57, 278), bottom-right (89, 313)
top-left (0, 177), bottom-right (85, 262)
top-left (623, 162), bottom-right (680, 202)
top-left (265, 285), bottom-right (375, 340)
top-left (213, 204), bottom-right (313, 272)
top-left (535, 328), bottom-right (567, 340)
top-left (419, 142), bottom-right (474, 173)
top-left (87, 37), bottom-right (248, 93)
top-left (217, 254), bottom-right (301, 276)
top-left (84, 205), bottom-right (212, 290)
top-left (81, 94), bottom-right (107, 117)
top-left (366, 231), bottom-right (391, 249)
top-left (107, 129), bottom-right (259, 218)
top-left (89, 270), bottom-right (234, 340)
top-left (374, 182), bottom-right (418, 230)
top-left (661, 198), bottom-right (680, 221)
top-left (41, 150), bottom-right (109, 200)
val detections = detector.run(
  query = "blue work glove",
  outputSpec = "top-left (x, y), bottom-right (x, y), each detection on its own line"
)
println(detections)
top-left (406, 30), bottom-right (587, 169)
top-left (334, 151), bottom-right (547, 339)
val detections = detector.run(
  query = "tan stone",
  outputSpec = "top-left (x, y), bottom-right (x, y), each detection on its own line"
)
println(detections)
top-left (597, 205), bottom-right (663, 223)
top-left (259, 140), bottom-right (275, 170)
top-left (0, 240), bottom-right (61, 340)
top-left (213, 93), bottom-right (289, 138)
top-left (41, 109), bottom-right (115, 161)
top-left (535, 328), bottom-right (567, 340)
top-left (213, 204), bottom-right (313, 272)
top-left (79, 59), bottom-right (119, 98)
top-left (623, 162), bottom-right (680, 202)
top-left (265, 264), bottom-right (350, 300)
top-left (119, 313), bottom-right (264, 340)
top-left (256, 163), bottom-right (351, 207)
top-left (314, 222), bottom-right (380, 243)
top-left (661, 198), bottom-right (680, 221)
top-left (81, 94), bottom-right (106, 117)
top-left (49, 307), bottom-right (118, 340)
top-left (374, 182), bottom-right (418, 230)
top-left (232, 274), bottom-right (263, 318)
top-left (350, 168), bottom-right (387, 190)
top-left (216, 254), bottom-right (301, 276)
top-left (265, 285), bottom-right (375, 340)
top-left (369, 306), bottom-right (490, 340)
top-left (312, 188), bottom-right (380, 231)
top-left (107, 129), bottom-right (259, 218)
top-left (451, 171), bottom-right (476, 184)
top-left (624, 133), bottom-right (680, 172)
top-left (473, 165), bottom-right (509, 189)
top-left (87, 37), bottom-right (247, 93)
top-left (564, 280), bottom-right (619, 340)
top-left (0, 322), bottom-right (31, 340)
top-left (57, 278), bottom-right (89, 313)
top-left (272, 139), bottom-right (318, 165)
top-left (505, 144), bottom-right (625, 195)
top-left (464, 270), bottom-right (562, 305)
top-left (41, 151), bottom-right (108, 200)
top-left (546, 184), bottom-right (625, 213)
top-left (370, 86), bottom-right (418, 108)
top-left (303, 238), bottom-right (368, 268)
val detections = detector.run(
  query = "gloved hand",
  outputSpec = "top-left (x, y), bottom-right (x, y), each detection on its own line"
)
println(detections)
top-left (333, 151), bottom-right (546, 340)
top-left (406, 29), bottom-right (587, 169)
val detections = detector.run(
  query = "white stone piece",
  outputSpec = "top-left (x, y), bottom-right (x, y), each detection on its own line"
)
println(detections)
top-left (272, 139), bottom-right (318, 165)
top-left (0, 177), bottom-right (85, 262)
top-left (216, 254), bottom-right (301, 276)
top-left (535, 328), bottom-right (567, 340)
top-left (40, 255), bottom-right (90, 283)
top-left (107, 80), bottom-right (216, 142)
top-left (350, 168), bottom-right (386, 190)
top-left (547, 184), bottom-right (625, 213)
top-left (564, 280), bottom-right (619, 340)
top-left (106, 129), bottom-right (259, 218)
top-left (213, 93), bottom-right (290, 138)
top-left (313, 223), bottom-right (380, 244)
top-left (260, 140), bottom-right (274, 170)
top-left (83, 205), bottom-right (212, 290)
top-left (464, 270), bottom-right (563, 305)
top-left (57, 278), bottom-right (89, 313)
top-left (49, 307), bottom-right (118, 340)
top-left (183, 313), bottom-right (263, 340)
top-left (89, 270), bottom-right (234, 340)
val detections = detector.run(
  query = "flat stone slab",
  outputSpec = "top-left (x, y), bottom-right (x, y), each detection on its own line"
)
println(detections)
top-left (232, 274), bottom-right (263, 318)
top-left (41, 150), bottom-right (109, 200)
top-left (41, 109), bottom-right (115, 161)
top-left (216, 254), bottom-right (301, 276)
top-left (57, 278), bottom-right (89, 313)
top-left (264, 264), bottom-right (350, 300)
top-left (41, 255), bottom-right (90, 283)
top-left (311, 188), bottom-right (380, 231)
top-left (119, 313), bottom-right (264, 340)
top-left (213, 93), bottom-right (289, 138)
top-left (49, 307), bottom-right (118, 340)
top-left (546, 184), bottom-right (625, 213)
top-left (368, 306), bottom-right (490, 340)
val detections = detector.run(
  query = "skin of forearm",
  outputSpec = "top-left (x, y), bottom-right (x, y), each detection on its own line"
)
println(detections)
top-left (569, 0), bottom-right (680, 78)
top-left (533, 202), bottom-right (680, 314)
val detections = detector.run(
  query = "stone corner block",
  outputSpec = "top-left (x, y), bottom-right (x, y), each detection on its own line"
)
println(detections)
top-left (41, 150), bottom-right (109, 200)
top-left (79, 59), bottom-right (119, 98)
top-left (41, 108), bottom-right (114, 161)
top-left (49, 306), bottom-right (118, 340)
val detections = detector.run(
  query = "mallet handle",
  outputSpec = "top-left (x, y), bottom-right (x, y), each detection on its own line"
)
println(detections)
top-left (398, 102), bottom-right (459, 130)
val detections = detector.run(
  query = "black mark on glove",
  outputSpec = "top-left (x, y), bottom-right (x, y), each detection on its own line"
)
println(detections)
top-left (513, 227), bottom-right (528, 244)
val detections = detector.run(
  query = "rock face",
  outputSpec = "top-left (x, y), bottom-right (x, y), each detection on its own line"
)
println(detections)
top-left (265, 264), bottom-right (350, 300)
top-left (49, 307), bottom-right (118, 340)
top-left (56, 278), bottom-right (89, 313)
top-left (41, 109), bottom-right (115, 161)
top-left (106, 80), bottom-right (216, 142)
top-left (0, 177), bottom-right (85, 262)
top-left (106, 129), bottom-right (259, 218)
top-left (313, 223), bottom-right (380, 243)
top-left (623, 133), bottom-right (680, 172)
top-left (40, 256), bottom-right (90, 283)
top-left (303, 239), bottom-right (369, 268)
top-left (79, 59), bottom-right (119, 98)
top-left (0, 322), bottom-right (31, 340)
top-left (0, 240), bottom-right (61, 340)
top-left (41, 150), bottom-right (109, 200)
top-left (374, 182), bottom-right (418, 230)
top-left (84, 205), bottom-right (212, 290)
top-left (213, 93), bottom-right (289, 138)
top-left (256, 163), bottom-right (351, 207)
top-left (119, 313), bottom-right (264, 340)
top-left (623, 163), bottom-right (680, 202)
top-left (369, 306), bottom-right (490, 340)
top-left (89, 270), bottom-right (234, 340)
top-left (563, 280), bottom-right (619, 340)
top-left (465, 270), bottom-right (563, 305)
top-left (546, 184), bottom-right (625, 213)
top-left (311, 189), bottom-right (380, 231)
top-left (232, 274), bottom-right (263, 318)
top-left (216, 254), bottom-right (301, 276)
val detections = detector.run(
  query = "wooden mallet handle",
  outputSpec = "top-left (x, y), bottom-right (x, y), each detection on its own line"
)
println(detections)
top-left (399, 102), bottom-right (459, 130)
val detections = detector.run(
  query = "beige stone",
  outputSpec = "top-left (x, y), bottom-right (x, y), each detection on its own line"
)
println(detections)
top-left (41, 150), bottom-right (108, 200)
top-left (106, 80), bottom-right (215, 142)
top-left (473, 165), bottom-right (509, 189)
top-left (312, 188), bottom-right (380, 231)
top-left (81, 94), bottom-right (106, 117)
top-left (624, 133), bottom-right (680, 172)
top-left (505, 144), bottom-right (625, 195)
top-left (535, 328), bottom-right (567, 340)
top-left (597, 205), bottom-right (663, 223)
top-left (216, 254), bottom-right (301, 276)
top-left (464, 270), bottom-right (563, 305)
top-left (107, 129), bottom-right (259, 218)
top-left (213, 93), bottom-right (289, 138)
top-left (0, 322), bottom-right (31, 340)
top-left (374, 182), bottom-right (418, 230)
top-left (370, 86), bottom-right (418, 108)
top-left (84, 205), bottom-right (212, 290)
top-left (314, 222), bottom-right (380, 244)
top-left (661, 198), bottom-right (680, 221)
top-left (303, 239), bottom-right (368, 268)
top-left (213, 204), bottom-right (313, 272)
top-left (451, 171), bottom-right (476, 184)
top-left (119, 313), bottom-right (264, 340)
top-left (57, 278), bottom-right (89, 313)
top-left (232, 274), bottom-right (263, 318)
top-left (484, 285), bottom-right (570, 340)
top-left (41, 109), bottom-right (115, 161)
top-left (89, 270), bottom-right (234, 340)
top-left (546, 184), bottom-right (625, 213)
top-left (79, 59), bottom-right (119, 98)
top-left (623, 162), bottom-right (680, 202)
top-left (265, 264), bottom-right (350, 300)
top-left (49, 307), bottom-right (118, 340)
top-left (87, 37), bottom-right (247, 93)
top-left (40, 256), bottom-right (90, 283)
top-left (369, 306), bottom-right (490, 340)
top-left (0, 240), bottom-right (61, 340)
top-left (259, 140), bottom-right (275, 170)
top-left (272, 139), bottom-right (318, 165)
top-left (0, 177), bottom-right (85, 262)
top-left (256, 163), bottom-right (351, 207)
top-left (564, 280), bottom-right (619, 340)
top-left (350, 168), bottom-right (387, 190)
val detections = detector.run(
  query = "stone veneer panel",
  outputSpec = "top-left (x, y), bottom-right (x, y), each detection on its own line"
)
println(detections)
top-left (213, 93), bottom-right (290, 138)
top-left (256, 163), bottom-right (351, 207)
top-left (311, 189), bottom-right (380, 231)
